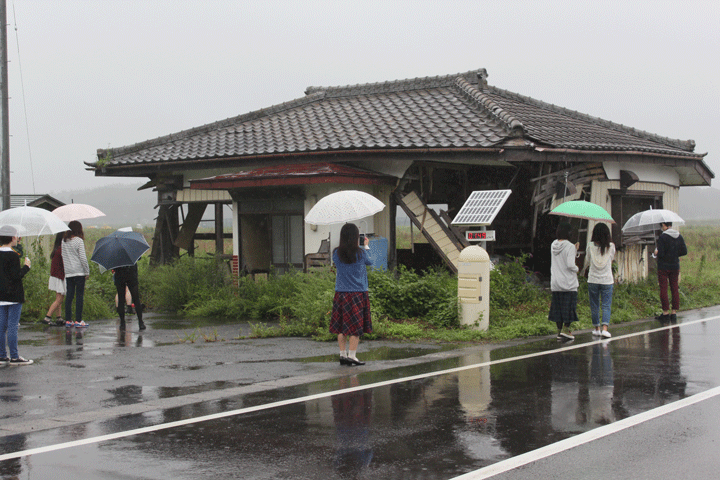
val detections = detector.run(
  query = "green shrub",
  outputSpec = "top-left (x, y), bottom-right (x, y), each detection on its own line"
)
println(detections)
top-left (278, 268), bottom-right (336, 336)
top-left (489, 254), bottom-right (540, 310)
top-left (368, 266), bottom-right (458, 328)
top-left (144, 255), bottom-right (228, 313)
top-left (19, 239), bottom-right (52, 321)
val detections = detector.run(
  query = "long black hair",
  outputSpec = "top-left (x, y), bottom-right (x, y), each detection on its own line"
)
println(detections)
top-left (50, 231), bottom-right (64, 259)
top-left (334, 223), bottom-right (362, 264)
top-left (591, 222), bottom-right (612, 256)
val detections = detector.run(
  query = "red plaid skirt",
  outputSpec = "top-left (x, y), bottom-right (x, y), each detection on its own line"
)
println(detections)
top-left (330, 291), bottom-right (372, 336)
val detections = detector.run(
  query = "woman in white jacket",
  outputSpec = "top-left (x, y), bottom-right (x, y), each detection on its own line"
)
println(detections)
top-left (549, 222), bottom-right (580, 340)
top-left (586, 223), bottom-right (615, 338)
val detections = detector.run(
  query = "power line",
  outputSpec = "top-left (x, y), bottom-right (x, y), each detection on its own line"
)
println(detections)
top-left (11, 0), bottom-right (35, 194)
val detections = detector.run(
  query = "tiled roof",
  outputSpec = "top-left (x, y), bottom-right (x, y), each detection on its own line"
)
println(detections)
top-left (95, 69), bottom-right (703, 168)
top-left (483, 85), bottom-right (698, 156)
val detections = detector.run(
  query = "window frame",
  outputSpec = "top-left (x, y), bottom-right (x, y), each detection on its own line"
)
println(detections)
top-left (608, 189), bottom-right (664, 247)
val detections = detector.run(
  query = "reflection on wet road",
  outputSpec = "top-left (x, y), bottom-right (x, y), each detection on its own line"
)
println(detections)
top-left (2, 316), bottom-right (720, 479)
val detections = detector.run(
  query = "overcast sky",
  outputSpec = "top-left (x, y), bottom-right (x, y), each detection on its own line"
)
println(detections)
top-left (5, 0), bottom-right (719, 198)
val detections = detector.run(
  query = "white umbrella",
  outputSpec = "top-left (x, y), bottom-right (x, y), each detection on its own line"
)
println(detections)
top-left (622, 208), bottom-right (685, 234)
top-left (0, 205), bottom-right (70, 236)
top-left (52, 203), bottom-right (105, 222)
top-left (304, 190), bottom-right (385, 225)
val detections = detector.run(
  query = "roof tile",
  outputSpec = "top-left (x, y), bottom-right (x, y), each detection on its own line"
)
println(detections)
top-left (98, 69), bottom-right (702, 167)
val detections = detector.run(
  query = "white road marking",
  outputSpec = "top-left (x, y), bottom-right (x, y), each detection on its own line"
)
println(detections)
top-left (1, 315), bottom-right (718, 462)
top-left (450, 385), bottom-right (720, 479)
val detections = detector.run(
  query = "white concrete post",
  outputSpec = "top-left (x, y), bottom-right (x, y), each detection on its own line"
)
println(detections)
top-left (458, 245), bottom-right (491, 330)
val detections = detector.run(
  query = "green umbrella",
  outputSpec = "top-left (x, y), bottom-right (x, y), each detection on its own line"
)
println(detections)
top-left (549, 200), bottom-right (615, 223)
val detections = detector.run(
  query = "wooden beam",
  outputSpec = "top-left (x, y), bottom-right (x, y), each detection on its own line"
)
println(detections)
top-left (174, 203), bottom-right (207, 251)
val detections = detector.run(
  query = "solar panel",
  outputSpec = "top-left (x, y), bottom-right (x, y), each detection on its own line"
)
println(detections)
top-left (451, 190), bottom-right (512, 226)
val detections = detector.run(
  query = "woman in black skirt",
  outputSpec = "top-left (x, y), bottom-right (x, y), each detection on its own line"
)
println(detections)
top-left (549, 222), bottom-right (579, 340)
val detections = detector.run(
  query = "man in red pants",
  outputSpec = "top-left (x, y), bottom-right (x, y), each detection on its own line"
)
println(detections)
top-left (654, 222), bottom-right (687, 322)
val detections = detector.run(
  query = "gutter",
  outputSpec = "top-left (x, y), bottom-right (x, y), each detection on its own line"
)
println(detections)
top-left (87, 147), bottom-right (506, 172)
top-left (534, 147), bottom-right (706, 161)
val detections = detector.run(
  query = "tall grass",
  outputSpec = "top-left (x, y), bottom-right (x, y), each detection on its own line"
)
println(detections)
top-left (19, 225), bottom-right (720, 343)
top-left (20, 234), bottom-right (118, 322)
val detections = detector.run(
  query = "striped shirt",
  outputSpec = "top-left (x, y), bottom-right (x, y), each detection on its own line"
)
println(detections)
top-left (61, 236), bottom-right (90, 277)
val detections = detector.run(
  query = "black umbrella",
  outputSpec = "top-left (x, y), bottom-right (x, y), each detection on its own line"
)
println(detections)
top-left (91, 230), bottom-right (150, 273)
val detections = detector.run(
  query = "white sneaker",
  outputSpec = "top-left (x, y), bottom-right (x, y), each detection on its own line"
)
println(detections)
top-left (601, 330), bottom-right (612, 338)
top-left (592, 329), bottom-right (601, 336)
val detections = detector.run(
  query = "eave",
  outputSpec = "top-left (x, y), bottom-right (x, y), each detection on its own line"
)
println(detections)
top-left (189, 162), bottom-right (397, 190)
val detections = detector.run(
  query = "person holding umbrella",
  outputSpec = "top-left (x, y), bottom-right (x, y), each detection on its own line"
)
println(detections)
top-left (549, 222), bottom-right (579, 340)
top-left (90, 229), bottom-right (150, 331)
top-left (0, 225), bottom-right (33, 365)
top-left (331, 223), bottom-right (373, 366)
top-left (62, 221), bottom-right (90, 328)
top-left (654, 222), bottom-right (687, 322)
top-left (112, 264), bottom-right (145, 331)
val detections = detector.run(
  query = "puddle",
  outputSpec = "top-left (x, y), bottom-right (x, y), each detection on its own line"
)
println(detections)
top-left (164, 365), bottom-right (206, 371)
top-left (157, 381), bottom-right (249, 399)
top-left (150, 317), bottom-right (262, 330)
top-left (102, 380), bottom-right (250, 406)
top-left (295, 345), bottom-right (460, 363)
top-left (18, 338), bottom-right (52, 347)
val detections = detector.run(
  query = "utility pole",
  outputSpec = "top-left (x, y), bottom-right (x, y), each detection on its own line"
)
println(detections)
top-left (0, 0), bottom-right (9, 211)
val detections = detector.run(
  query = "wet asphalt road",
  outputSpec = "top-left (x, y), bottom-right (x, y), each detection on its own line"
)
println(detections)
top-left (2, 307), bottom-right (720, 479)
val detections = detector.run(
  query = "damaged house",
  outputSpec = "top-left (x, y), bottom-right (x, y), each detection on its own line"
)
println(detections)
top-left (89, 69), bottom-right (712, 283)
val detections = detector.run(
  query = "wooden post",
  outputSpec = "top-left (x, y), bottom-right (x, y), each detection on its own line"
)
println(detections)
top-left (174, 203), bottom-right (207, 252)
top-left (215, 203), bottom-right (224, 255)
top-left (151, 204), bottom-right (180, 265)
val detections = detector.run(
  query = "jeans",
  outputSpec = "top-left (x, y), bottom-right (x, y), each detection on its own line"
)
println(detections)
top-left (0, 303), bottom-right (23, 359)
top-left (65, 276), bottom-right (86, 323)
top-left (588, 283), bottom-right (613, 326)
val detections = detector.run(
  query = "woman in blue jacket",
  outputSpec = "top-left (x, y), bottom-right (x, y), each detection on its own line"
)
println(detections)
top-left (331, 223), bottom-right (373, 366)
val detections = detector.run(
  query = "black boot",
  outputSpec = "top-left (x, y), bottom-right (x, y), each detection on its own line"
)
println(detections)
top-left (136, 303), bottom-right (146, 330)
top-left (119, 319), bottom-right (126, 331)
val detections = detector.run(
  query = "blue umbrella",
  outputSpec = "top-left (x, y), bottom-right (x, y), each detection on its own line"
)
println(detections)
top-left (90, 230), bottom-right (150, 273)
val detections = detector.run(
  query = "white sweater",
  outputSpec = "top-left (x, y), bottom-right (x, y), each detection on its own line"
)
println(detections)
top-left (586, 242), bottom-right (615, 285)
top-left (61, 237), bottom-right (90, 277)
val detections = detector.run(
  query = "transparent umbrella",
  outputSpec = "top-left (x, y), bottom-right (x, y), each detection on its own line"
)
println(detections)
top-left (622, 208), bottom-right (685, 234)
top-left (0, 205), bottom-right (69, 236)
